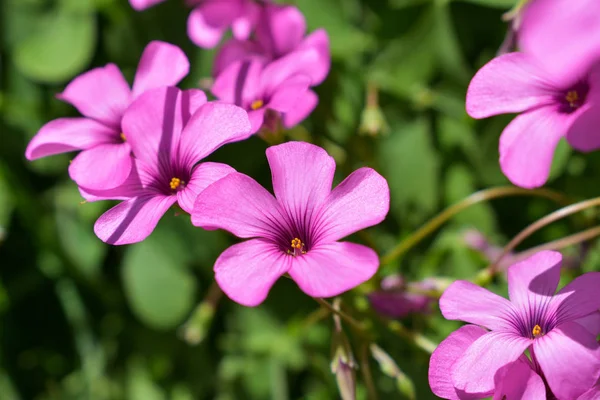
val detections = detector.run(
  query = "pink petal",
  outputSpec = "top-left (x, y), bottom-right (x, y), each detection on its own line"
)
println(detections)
top-left (131, 41), bottom-right (190, 98)
top-left (57, 64), bottom-right (131, 129)
top-left (212, 39), bottom-right (264, 77)
top-left (554, 271), bottom-right (600, 325)
top-left (266, 75), bottom-right (312, 113)
top-left (260, 49), bottom-right (318, 94)
top-left (79, 159), bottom-right (147, 202)
top-left (428, 325), bottom-right (488, 400)
top-left (578, 385), bottom-right (600, 400)
top-left (122, 87), bottom-right (207, 169)
top-left (178, 103), bottom-right (252, 169)
top-left (25, 118), bottom-right (116, 160)
top-left (574, 312), bottom-right (600, 336)
top-left (187, 0), bottom-right (242, 49)
top-left (492, 359), bottom-right (546, 400)
top-left (466, 53), bottom-right (557, 119)
top-left (94, 194), bottom-right (177, 245)
top-left (247, 108), bottom-right (267, 134)
top-left (231, 1), bottom-right (260, 40)
top-left (288, 242), bottom-right (379, 298)
top-left (440, 280), bottom-right (515, 331)
top-left (499, 105), bottom-right (573, 189)
top-left (192, 172), bottom-right (285, 240)
top-left (295, 29), bottom-right (331, 86)
top-left (256, 4), bottom-right (306, 57)
top-left (211, 59), bottom-right (265, 107)
top-left (451, 331), bottom-right (531, 395)
top-left (266, 141), bottom-right (335, 222)
top-left (129, 0), bottom-right (165, 11)
top-left (176, 162), bottom-right (235, 214)
top-left (519, 0), bottom-right (600, 86)
top-left (533, 321), bottom-right (600, 400)
top-left (507, 250), bottom-right (562, 311)
top-left (214, 239), bottom-right (292, 306)
top-left (315, 167), bottom-right (389, 243)
top-left (282, 90), bottom-right (318, 128)
top-left (68, 143), bottom-right (133, 191)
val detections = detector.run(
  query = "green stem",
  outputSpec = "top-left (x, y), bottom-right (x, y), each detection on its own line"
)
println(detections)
top-left (380, 187), bottom-right (570, 265)
top-left (475, 224), bottom-right (600, 286)
top-left (359, 343), bottom-right (378, 400)
top-left (384, 320), bottom-right (437, 354)
top-left (314, 298), bottom-right (369, 339)
top-left (488, 196), bottom-right (600, 273)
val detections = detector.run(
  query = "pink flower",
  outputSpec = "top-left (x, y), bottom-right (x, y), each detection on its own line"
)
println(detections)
top-left (211, 54), bottom-right (317, 133)
top-left (25, 41), bottom-right (190, 191)
top-left (466, 54), bottom-right (600, 188)
top-left (129, 0), bottom-right (262, 49)
top-left (191, 142), bottom-right (390, 306)
top-left (82, 86), bottom-right (252, 245)
top-left (213, 3), bottom-right (330, 86)
top-left (429, 325), bottom-right (548, 399)
top-left (431, 251), bottom-right (600, 399)
top-left (466, 0), bottom-right (600, 188)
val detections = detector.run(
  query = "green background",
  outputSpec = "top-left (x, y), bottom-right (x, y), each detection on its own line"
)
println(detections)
top-left (1, 0), bottom-right (598, 398)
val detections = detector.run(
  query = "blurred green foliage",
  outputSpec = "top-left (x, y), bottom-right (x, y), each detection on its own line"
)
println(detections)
top-left (2, 0), bottom-right (600, 398)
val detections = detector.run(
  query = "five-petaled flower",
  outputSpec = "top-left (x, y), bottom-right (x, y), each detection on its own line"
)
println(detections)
top-left (466, 0), bottom-right (600, 189)
top-left (81, 86), bottom-right (252, 245)
top-left (25, 41), bottom-right (190, 191)
top-left (191, 141), bottom-right (390, 306)
top-left (429, 251), bottom-right (600, 399)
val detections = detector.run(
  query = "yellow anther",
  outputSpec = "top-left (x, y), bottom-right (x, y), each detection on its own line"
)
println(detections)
top-left (120, 132), bottom-right (127, 142)
top-left (566, 90), bottom-right (579, 107)
top-left (169, 177), bottom-right (183, 190)
top-left (532, 324), bottom-right (542, 338)
top-left (291, 238), bottom-right (303, 249)
top-left (251, 99), bottom-right (264, 110)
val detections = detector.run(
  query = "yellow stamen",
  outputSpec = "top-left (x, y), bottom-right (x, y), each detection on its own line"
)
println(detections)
top-left (169, 177), bottom-right (184, 190)
top-left (120, 133), bottom-right (127, 142)
top-left (251, 99), bottom-right (264, 110)
top-left (566, 90), bottom-right (579, 107)
top-left (291, 238), bottom-right (303, 249)
top-left (532, 324), bottom-right (542, 338)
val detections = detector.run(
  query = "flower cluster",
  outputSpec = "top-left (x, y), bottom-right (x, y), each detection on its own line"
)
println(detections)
top-left (24, 2), bottom-right (386, 306)
top-left (130, 0), bottom-right (330, 136)
top-left (466, 0), bottom-right (600, 188)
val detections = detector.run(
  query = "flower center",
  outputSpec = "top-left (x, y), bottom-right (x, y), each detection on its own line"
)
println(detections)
top-left (251, 99), bottom-right (264, 110)
top-left (565, 90), bottom-right (579, 107)
top-left (287, 238), bottom-right (306, 257)
top-left (120, 132), bottom-right (127, 142)
top-left (169, 177), bottom-right (185, 191)
top-left (559, 81), bottom-right (589, 113)
top-left (532, 324), bottom-right (543, 338)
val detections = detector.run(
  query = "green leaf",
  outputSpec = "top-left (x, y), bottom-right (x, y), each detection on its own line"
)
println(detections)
top-left (14, 9), bottom-right (96, 83)
top-left (126, 358), bottom-right (166, 400)
top-left (54, 183), bottom-right (106, 279)
top-left (378, 118), bottom-right (440, 225)
top-left (122, 229), bottom-right (197, 330)
top-left (295, 0), bottom-right (374, 60)
top-left (444, 164), bottom-right (497, 235)
top-left (368, 10), bottom-right (438, 100)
